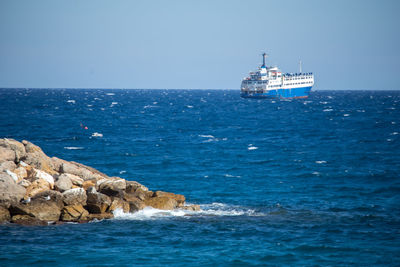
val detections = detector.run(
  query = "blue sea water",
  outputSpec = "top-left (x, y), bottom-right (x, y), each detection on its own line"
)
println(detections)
top-left (0, 88), bottom-right (399, 266)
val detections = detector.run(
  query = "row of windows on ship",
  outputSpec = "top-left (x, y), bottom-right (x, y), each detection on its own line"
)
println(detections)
top-left (243, 79), bottom-right (313, 85)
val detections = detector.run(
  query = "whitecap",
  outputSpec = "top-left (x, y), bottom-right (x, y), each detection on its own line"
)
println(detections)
top-left (248, 146), bottom-right (258, 150)
top-left (187, 105), bottom-right (194, 108)
top-left (315, 160), bottom-right (327, 164)
top-left (323, 109), bottom-right (333, 112)
top-left (391, 132), bottom-right (398, 135)
top-left (343, 114), bottom-right (350, 117)
top-left (112, 203), bottom-right (265, 220)
top-left (111, 102), bottom-right (118, 105)
top-left (67, 100), bottom-right (75, 104)
top-left (199, 135), bottom-right (214, 138)
top-left (106, 93), bottom-right (115, 96)
top-left (64, 147), bottom-right (84, 150)
top-left (119, 170), bottom-right (126, 174)
top-left (224, 174), bottom-right (241, 178)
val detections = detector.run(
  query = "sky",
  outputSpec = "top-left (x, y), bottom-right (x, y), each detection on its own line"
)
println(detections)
top-left (0, 0), bottom-right (399, 90)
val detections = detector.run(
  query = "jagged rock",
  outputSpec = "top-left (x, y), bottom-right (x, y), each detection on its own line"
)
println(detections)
top-left (61, 161), bottom-right (107, 181)
top-left (144, 196), bottom-right (178, 210)
top-left (62, 173), bottom-right (84, 186)
top-left (0, 206), bottom-right (11, 222)
top-left (51, 157), bottom-right (68, 173)
top-left (55, 174), bottom-right (72, 192)
top-left (29, 169), bottom-right (54, 188)
top-left (9, 198), bottom-right (62, 221)
top-left (86, 192), bottom-right (111, 214)
top-left (122, 192), bottom-right (140, 202)
top-left (128, 199), bottom-right (146, 212)
top-left (11, 215), bottom-right (48, 226)
top-left (0, 138), bottom-right (26, 162)
top-left (125, 181), bottom-right (149, 193)
top-left (108, 198), bottom-right (130, 213)
top-left (21, 141), bottom-right (56, 175)
top-left (97, 178), bottom-right (126, 196)
top-left (6, 170), bottom-right (18, 182)
top-left (86, 186), bottom-right (97, 194)
top-left (61, 205), bottom-right (89, 221)
top-left (82, 180), bottom-right (96, 190)
top-left (182, 205), bottom-right (201, 211)
top-left (87, 213), bottom-right (114, 220)
top-left (18, 179), bottom-right (31, 188)
top-left (32, 190), bottom-right (64, 209)
top-left (25, 178), bottom-right (51, 199)
top-left (0, 147), bottom-right (15, 163)
top-left (0, 173), bottom-right (26, 207)
top-left (0, 161), bottom-right (17, 172)
top-left (153, 191), bottom-right (185, 206)
top-left (13, 166), bottom-right (28, 181)
top-left (62, 188), bottom-right (87, 206)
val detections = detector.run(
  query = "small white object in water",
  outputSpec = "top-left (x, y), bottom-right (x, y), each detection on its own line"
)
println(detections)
top-left (315, 161), bottom-right (327, 164)
top-left (248, 146), bottom-right (258, 150)
top-left (92, 132), bottom-right (103, 137)
top-left (67, 100), bottom-right (75, 104)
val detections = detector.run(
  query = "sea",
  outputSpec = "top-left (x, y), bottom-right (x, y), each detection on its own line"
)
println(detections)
top-left (0, 88), bottom-right (399, 266)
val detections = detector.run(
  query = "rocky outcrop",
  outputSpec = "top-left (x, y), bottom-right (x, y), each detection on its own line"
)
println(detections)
top-left (0, 138), bottom-right (200, 225)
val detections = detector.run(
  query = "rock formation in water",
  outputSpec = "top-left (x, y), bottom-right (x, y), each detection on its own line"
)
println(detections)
top-left (0, 138), bottom-right (199, 225)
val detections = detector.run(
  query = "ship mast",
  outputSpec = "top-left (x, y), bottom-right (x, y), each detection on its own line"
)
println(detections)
top-left (299, 60), bottom-right (302, 73)
top-left (261, 53), bottom-right (268, 68)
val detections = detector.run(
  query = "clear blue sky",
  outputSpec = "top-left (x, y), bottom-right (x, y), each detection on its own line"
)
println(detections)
top-left (0, 0), bottom-right (399, 90)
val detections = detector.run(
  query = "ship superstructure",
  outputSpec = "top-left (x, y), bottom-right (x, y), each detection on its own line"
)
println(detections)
top-left (241, 53), bottom-right (314, 98)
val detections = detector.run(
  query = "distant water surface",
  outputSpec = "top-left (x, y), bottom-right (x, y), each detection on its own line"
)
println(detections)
top-left (0, 89), bottom-right (399, 266)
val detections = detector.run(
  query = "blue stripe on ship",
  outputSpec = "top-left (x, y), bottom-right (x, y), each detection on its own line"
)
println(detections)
top-left (241, 86), bottom-right (312, 99)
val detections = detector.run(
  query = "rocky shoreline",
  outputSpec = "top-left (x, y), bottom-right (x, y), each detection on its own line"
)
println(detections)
top-left (0, 138), bottom-right (199, 225)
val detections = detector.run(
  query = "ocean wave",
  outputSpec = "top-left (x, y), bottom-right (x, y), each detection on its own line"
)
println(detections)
top-left (64, 146), bottom-right (84, 150)
top-left (112, 203), bottom-right (265, 220)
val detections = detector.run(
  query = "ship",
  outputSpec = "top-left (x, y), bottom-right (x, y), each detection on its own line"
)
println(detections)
top-left (240, 53), bottom-right (314, 99)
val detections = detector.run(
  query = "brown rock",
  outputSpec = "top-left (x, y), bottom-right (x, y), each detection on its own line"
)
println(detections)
top-left (97, 178), bottom-right (126, 197)
top-left (144, 196), bottom-right (178, 210)
top-left (18, 179), bottom-right (31, 188)
top-left (125, 181), bottom-right (149, 193)
top-left (154, 191), bottom-right (186, 206)
top-left (61, 161), bottom-right (107, 181)
top-left (128, 199), bottom-right (146, 212)
top-left (21, 141), bottom-right (56, 175)
top-left (32, 190), bottom-right (64, 209)
top-left (86, 192), bottom-right (111, 214)
top-left (62, 188), bottom-right (87, 206)
top-left (14, 166), bottom-right (28, 181)
top-left (108, 198), bottom-right (130, 213)
top-left (25, 178), bottom-right (51, 199)
top-left (11, 215), bottom-right (48, 226)
top-left (61, 204), bottom-right (89, 221)
top-left (122, 192), bottom-right (140, 202)
top-left (0, 147), bottom-right (15, 163)
top-left (0, 161), bottom-right (17, 172)
top-left (0, 138), bottom-right (26, 162)
top-left (82, 180), bottom-right (96, 190)
top-left (0, 173), bottom-right (26, 207)
top-left (9, 198), bottom-right (62, 221)
top-left (0, 206), bottom-right (11, 223)
top-left (87, 213), bottom-right (114, 220)
top-left (55, 174), bottom-right (73, 192)
top-left (63, 173), bottom-right (84, 186)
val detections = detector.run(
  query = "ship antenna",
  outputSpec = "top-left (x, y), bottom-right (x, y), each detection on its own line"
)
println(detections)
top-left (262, 53), bottom-right (268, 68)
